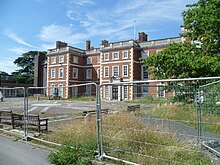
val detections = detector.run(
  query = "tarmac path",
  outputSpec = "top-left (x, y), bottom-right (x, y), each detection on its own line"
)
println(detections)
top-left (0, 135), bottom-right (51, 165)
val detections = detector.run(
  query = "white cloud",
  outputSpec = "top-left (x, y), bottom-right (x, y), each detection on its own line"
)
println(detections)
top-left (8, 47), bottom-right (29, 55)
top-left (69, 0), bottom-right (94, 6)
top-left (0, 57), bottom-right (18, 74)
top-left (38, 24), bottom-right (88, 45)
top-left (40, 43), bottom-right (56, 50)
top-left (5, 30), bottom-right (37, 48)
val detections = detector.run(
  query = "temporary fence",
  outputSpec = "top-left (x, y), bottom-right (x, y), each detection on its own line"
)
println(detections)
top-left (0, 77), bottom-right (220, 164)
top-left (0, 87), bottom-right (26, 138)
top-left (196, 80), bottom-right (220, 157)
top-left (98, 77), bottom-right (220, 164)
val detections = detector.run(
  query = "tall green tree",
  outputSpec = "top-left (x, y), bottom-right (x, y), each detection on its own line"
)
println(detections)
top-left (12, 51), bottom-right (45, 84)
top-left (143, 0), bottom-right (220, 80)
top-left (182, 0), bottom-right (220, 55)
top-left (142, 42), bottom-right (220, 79)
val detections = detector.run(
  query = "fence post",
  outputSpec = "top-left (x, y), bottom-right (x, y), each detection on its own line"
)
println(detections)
top-left (23, 88), bottom-right (28, 140)
top-left (96, 84), bottom-right (103, 159)
top-left (195, 90), bottom-right (201, 143)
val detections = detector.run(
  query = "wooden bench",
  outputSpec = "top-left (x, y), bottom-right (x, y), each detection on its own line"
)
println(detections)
top-left (82, 109), bottom-right (109, 116)
top-left (127, 105), bottom-right (140, 112)
top-left (12, 113), bottom-right (48, 133)
top-left (0, 110), bottom-right (13, 124)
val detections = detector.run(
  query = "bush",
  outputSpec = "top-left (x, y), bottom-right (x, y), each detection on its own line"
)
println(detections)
top-left (48, 141), bottom-right (95, 165)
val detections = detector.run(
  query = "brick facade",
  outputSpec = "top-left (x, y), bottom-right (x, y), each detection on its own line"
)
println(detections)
top-left (46, 32), bottom-right (183, 100)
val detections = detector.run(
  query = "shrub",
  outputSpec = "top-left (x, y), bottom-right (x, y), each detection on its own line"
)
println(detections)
top-left (48, 141), bottom-right (95, 165)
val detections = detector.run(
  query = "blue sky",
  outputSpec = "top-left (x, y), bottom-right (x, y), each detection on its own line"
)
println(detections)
top-left (0, 0), bottom-right (196, 74)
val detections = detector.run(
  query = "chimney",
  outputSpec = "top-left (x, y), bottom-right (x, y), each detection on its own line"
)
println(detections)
top-left (101, 40), bottom-right (109, 47)
top-left (86, 40), bottom-right (91, 50)
top-left (56, 41), bottom-right (67, 49)
top-left (138, 32), bottom-right (148, 43)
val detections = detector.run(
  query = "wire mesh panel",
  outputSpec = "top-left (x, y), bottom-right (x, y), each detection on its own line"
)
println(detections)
top-left (0, 87), bottom-right (26, 136)
top-left (100, 78), bottom-right (219, 164)
top-left (25, 83), bottom-right (98, 153)
top-left (198, 81), bottom-right (220, 155)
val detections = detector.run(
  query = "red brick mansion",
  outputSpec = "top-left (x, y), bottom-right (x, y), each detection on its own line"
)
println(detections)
top-left (46, 32), bottom-right (185, 100)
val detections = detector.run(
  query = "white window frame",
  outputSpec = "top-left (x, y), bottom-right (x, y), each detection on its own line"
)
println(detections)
top-left (112, 66), bottom-right (119, 77)
top-left (73, 56), bottom-right (78, 64)
top-left (51, 57), bottom-right (56, 64)
top-left (122, 51), bottom-right (128, 59)
top-left (97, 69), bottom-right (100, 79)
top-left (86, 85), bottom-right (92, 96)
top-left (86, 69), bottom-right (92, 79)
top-left (51, 68), bottom-right (56, 78)
top-left (73, 68), bottom-right (78, 79)
top-left (104, 53), bottom-right (109, 61)
top-left (157, 83), bottom-right (165, 98)
top-left (58, 84), bottom-right (63, 97)
top-left (59, 68), bottom-right (64, 78)
top-left (124, 86), bottom-right (128, 100)
top-left (72, 86), bottom-right (78, 97)
top-left (51, 84), bottom-right (55, 96)
top-left (87, 57), bottom-right (92, 64)
top-left (104, 66), bottom-right (109, 78)
top-left (142, 51), bottom-right (149, 58)
top-left (97, 56), bottom-right (100, 64)
top-left (104, 86), bottom-right (109, 99)
top-left (141, 65), bottom-right (148, 80)
top-left (142, 85), bottom-right (149, 97)
top-left (122, 65), bottom-right (128, 77)
top-left (59, 55), bottom-right (64, 63)
top-left (113, 52), bottom-right (119, 60)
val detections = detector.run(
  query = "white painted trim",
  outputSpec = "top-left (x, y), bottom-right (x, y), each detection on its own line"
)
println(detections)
top-left (59, 55), bottom-right (64, 63)
top-left (122, 51), bottom-right (129, 59)
top-left (112, 51), bottom-right (119, 60)
top-left (104, 66), bottom-right (109, 78)
top-left (49, 80), bottom-right (66, 82)
top-left (51, 68), bottom-right (56, 78)
top-left (122, 65), bottom-right (128, 77)
top-left (59, 68), bottom-right (64, 78)
top-left (72, 68), bottom-right (78, 79)
top-left (102, 60), bottom-right (131, 65)
top-left (112, 65), bottom-right (119, 77)
top-left (48, 64), bottom-right (67, 67)
top-left (104, 53), bottom-right (109, 61)
top-left (66, 53), bottom-right (70, 98)
top-left (86, 68), bottom-right (92, 79)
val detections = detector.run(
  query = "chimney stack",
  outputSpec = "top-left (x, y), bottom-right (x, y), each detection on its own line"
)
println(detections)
top-left (138, 32), bottom-right (148, 43)
top-left (86, 40), bottom-right (91, 50)
top-left (101, 40), bottom-right (109, 47)
top-left (56, 41), bottom-right (67, 49)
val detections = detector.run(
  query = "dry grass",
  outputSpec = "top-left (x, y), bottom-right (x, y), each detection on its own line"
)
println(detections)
top-left (150, 104), bottom-right (220, 135)
top-left (45, 112), bottom-right (211, 165)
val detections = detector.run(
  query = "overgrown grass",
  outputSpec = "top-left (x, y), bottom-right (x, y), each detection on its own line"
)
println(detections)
top-left (127, 95), bottom-right (174, 104)
top-left (149, 103), bottom-right (220, 135)
top-left (45, 113), bottom-right (211, 165)
top-left (68, 96), bottom-right (96, 101)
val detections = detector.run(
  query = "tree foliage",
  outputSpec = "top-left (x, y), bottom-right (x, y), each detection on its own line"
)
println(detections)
top-left (12, 51), bottom-right (45, 84)
top-left (142, 42), bottom-right (220, 79)
top-left (182, 0), bottom-right (220, 55)
top-left (0, 71), bottom-right (9, 75)
top-left (143, 0), bottom-right (220, 80)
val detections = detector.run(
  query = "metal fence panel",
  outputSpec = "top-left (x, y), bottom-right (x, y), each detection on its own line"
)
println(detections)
top-left (99, 78), bottom-right (220, 164)
top-left (0, 87), bottom-right (26, 138)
